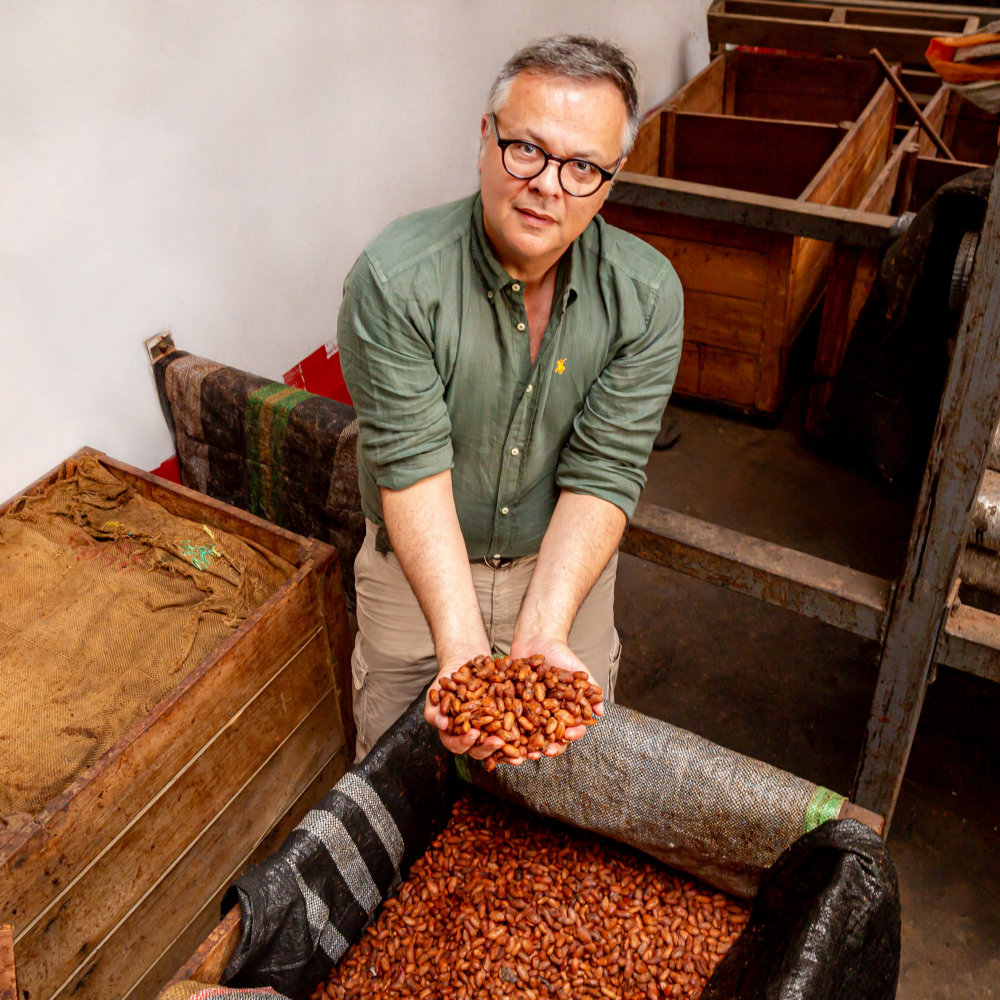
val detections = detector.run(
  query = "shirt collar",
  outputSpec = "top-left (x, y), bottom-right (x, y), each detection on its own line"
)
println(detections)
top-left (470, 194), bottom-right (581, 311)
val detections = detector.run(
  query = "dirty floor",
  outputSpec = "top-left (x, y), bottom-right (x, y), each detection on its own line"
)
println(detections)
top-left (616, 390), bottom-right (1000, 999)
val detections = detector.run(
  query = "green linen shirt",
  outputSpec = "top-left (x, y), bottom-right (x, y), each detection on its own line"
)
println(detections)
top-left (337, 193), bottom-right (683, 560)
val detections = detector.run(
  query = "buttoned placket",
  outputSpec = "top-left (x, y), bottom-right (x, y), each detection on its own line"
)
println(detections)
top-left (484, 279), bottom-right (540, 557)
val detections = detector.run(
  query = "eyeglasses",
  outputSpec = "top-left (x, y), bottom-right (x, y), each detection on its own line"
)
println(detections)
top-left (490, 114), bottom-right (621, 198)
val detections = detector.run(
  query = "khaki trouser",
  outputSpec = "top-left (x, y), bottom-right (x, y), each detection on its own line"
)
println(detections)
top-left (351, 521), bottom-right (621, 760)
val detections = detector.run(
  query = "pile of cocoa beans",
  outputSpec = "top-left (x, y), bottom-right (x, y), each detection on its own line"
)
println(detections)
top-left (313, 791), bottom-right (748, 1000)
top-left (428, 654), bottom-right (603, 768)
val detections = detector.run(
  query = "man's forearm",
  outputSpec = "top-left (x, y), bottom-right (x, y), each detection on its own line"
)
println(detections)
top-left (513, 491), bottom-right (626, 647)
top-left (381, 471), bottom-right (490, 671)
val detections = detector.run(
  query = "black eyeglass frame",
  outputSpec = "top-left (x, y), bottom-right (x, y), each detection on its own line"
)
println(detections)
top-left (490, 113), bottom-right (622, 198)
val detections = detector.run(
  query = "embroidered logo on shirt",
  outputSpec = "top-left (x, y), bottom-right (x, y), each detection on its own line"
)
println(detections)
top-left (554, 358), bottom-right (567, 375)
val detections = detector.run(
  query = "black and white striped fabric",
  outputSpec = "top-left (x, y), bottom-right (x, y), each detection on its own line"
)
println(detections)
top-left (220, 696), bottom-right (454, 998)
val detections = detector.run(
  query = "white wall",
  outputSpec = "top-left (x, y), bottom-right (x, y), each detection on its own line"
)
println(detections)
top-left (1, 1), bottom-right (711, 500)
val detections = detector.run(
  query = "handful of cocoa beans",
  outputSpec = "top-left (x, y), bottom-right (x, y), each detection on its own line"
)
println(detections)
top-left (428, 653), bottom-right (603, 769)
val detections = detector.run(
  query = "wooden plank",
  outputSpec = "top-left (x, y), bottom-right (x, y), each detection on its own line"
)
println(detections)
top-left (708, 9), bottom-right (960, 65)
top-left (0, 926), bottom-right (15, 1000)
top-left (801, 80), bottom-right (896, 209)
top-left (683, 289), bottom-right (767, 352)
top-left (622, 501), bottom-right (892, 640)
top-left (602, 200), bottom-right (791, 253)
top-left (673, 346), bottom-right (702, 397)
top-left (911, 156), bottom-right (993, 211)
top-left (935, 603), bottom-right (1000, 684)
top-left (126, 749), bottom-right (346, 1000)
top-left (607, 173), bottom-right (901, 249)
top-left (172, 909), bottom-right (243, 991)
top-left (14, 628), bottom-right (337, 999)
top-left (671, 113), bottom-right (842, 198)
top-left (629, 232), bottom-right (770, 301)
top-left (54, 696), bottom-right (347, 1000)
top-left (0, 554), bottom-right (326, 928)
top-left (733, 52), bottom-right (883, 122)
top-left (658, 110), bottom-right (677, 178)
top-left (785, 0), bottom-right (997, 18)
top-left (629, 111), bottom-right (661, 177)
top-left (697, 346), bottom-right (760, 407)
top-left (854, 153), bottom-right (1000, 830)
top-left (842, 7), bottom-right (976, 32)
top-left (310, 538), bottom-right (358, 761)
top-left (757, 232), bottom-right (794, 412)
top-left (662, 53), bottom-right (726, 115)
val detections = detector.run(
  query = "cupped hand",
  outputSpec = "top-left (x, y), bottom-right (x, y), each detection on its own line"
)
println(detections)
top-left (423, 661), bottom-right (504, 760)
top-left (508, 634), bottom-right (605, 754)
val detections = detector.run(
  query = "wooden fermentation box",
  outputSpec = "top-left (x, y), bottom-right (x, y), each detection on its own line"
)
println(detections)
top-left (601, 51), bottom-right (897, 413)
top-left (0, 448), bottom-right (354, 1000)
top-left (706, 1), bottom-right (986, 69)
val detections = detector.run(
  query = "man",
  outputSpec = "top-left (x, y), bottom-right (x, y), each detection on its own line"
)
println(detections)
top-left (338, 35), bottom-right (683, 761)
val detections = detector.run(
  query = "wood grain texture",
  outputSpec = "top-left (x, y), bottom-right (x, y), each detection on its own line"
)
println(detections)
top-left (18, 631), bottom-right (336, 999)
top-left (0, 927), bottom-right (15, 1000)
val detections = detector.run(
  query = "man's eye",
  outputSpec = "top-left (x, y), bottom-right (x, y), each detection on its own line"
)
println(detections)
top-left (567, 159), bottom-right (597, 179)
top-left (512, 142), bottom-right (541, 159)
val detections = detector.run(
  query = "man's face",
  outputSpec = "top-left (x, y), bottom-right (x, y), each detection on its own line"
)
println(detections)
top-left (479, 71), bottom-right (628, 278)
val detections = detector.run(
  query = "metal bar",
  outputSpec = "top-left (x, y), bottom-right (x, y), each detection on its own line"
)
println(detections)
top-left (623, 502), bottom-right (892, 641)
top-left (934, 603), bottom-right (1000, 684)
top-left (853, 151), bottom-right (1000, 830)
top-left (608, 173), bottom-right (902, 249)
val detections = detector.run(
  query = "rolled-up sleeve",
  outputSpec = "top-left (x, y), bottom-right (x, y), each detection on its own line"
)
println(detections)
top-left (555, 261), bottom-right (683, 517)
top-left (337, 254), bottom-right (454, 491)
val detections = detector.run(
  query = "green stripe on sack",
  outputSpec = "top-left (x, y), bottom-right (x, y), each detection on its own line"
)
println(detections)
top-left (454, 754), bottom-right (471, 785)
top-left (246, 383), bottom-right (311, 523)
top-left (804, 786), bottom-right (846, 833)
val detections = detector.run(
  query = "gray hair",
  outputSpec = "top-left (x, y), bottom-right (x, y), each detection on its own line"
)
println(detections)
top-left (486, 34), bottom-right (640, 156)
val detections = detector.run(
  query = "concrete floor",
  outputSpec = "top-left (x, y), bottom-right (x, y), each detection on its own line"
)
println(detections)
top-left (614, 390), bottom-right (1000, 999)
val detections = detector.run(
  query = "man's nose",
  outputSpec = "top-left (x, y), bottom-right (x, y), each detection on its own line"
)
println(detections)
top-left (529, 158), bottom-right (562, 196)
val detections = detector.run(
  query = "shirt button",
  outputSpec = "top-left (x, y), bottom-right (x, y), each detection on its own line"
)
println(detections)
top-left (510, 447), bottom-right (519, 456)
top-left (516, 322), bottom-right (526, 332)
top-left (487, 290), bottom-right (494, 299)
top-left (500, 506), bottom-right (509, 515)
top-left (526, 384), bottom-right (533, 393)
top-left (512, 283), bottom-right (521, 292)
top-left (493, 553), bottom-right (501, 560)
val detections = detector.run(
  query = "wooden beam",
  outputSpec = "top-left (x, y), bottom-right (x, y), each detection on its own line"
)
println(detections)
top-left (853, 151), bottom-right (1000, 830)
top-left (622, 502), bottom-right (892, 641)
top-left (934, 603), bottom-right (1000, 684)
top-left (609, 172), bottom-right (902, 248)
top-left (783, 0), bottom-right (1000, 19)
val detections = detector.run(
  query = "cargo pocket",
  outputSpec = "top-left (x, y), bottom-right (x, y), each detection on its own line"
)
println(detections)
top-left (351, 637), bottom-right (370, 761)
top-left (607, 628), bottom-right (622, 704)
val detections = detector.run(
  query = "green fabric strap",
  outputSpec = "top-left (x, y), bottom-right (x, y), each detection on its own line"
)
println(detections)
top-left (246, 383), bottom-right (311, 523)
top-left (804, 786), bottom-right (846, 833)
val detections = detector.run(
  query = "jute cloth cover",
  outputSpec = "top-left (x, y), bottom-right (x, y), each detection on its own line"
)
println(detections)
top-left (0, 455), bottom-right (294, 816)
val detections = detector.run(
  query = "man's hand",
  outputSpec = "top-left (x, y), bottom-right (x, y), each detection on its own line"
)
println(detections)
top-left (423, 660), bottom-right (507, 761)
top-left (509, 635), bottom-right (605, 757)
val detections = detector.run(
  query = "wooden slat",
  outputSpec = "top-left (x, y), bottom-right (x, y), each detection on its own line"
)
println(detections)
top-left (127, 749), bottom-right (346, 1000)
top-left (627, 233), bottom-right (770, 301)
top-left (15, 627), bottom-right (336, 999)
top-left (662, 53), bottom-right (726, 115)
top-left (629, 112), bottom-right (661, 177)
top-left (708, 5), bottom-right (963, 65)
top-left (671, 113), bottom-right (842, 198)
top-left (622, 501), bottom-right (892, 640)
top-left (935, 603), bottom-right (1000, 684)
top-left (54, 694), bottom-right (347, 1000)
top-left (697, 346), bottom-right (760, 408)
top-left (757, 231), bottom-right (794, 413)
top-left (607, 173), bottom-right (901, 249)
top-left (683, 289), bottom-right (767, 352)
top-left (785, 0), bottom-right (997, 19)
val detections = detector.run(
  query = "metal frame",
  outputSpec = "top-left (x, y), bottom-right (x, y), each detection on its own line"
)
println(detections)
top-left (610, 154), bottom-right (1000, 833)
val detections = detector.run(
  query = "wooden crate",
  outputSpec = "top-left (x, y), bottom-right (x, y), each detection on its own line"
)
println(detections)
top-left (805, 82), bottom-right (996, 432)
top-left (707, 0), bottom-right (984, 69)
top-left (603, 51), bottom-right (896, 413)
top-left (0, 448), bottom-right (354, 1000)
